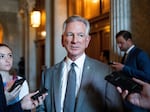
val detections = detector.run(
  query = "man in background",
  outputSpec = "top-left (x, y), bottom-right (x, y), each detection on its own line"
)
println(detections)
top-left (111, 30), bottom-right (150, 112)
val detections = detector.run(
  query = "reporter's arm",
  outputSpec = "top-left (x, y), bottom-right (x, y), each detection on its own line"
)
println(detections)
top-left (117, 78), bottom-right (150, 109)
top-left (21, 91), bottom-right (48, 110)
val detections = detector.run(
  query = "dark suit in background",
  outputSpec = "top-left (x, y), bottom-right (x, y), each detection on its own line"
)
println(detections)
top-left (122, 46), bottom-right (150, 112)
top-left (114, 30), bottom-right (150, 112)
top-left (122, 46), bottom-right (150, 83)
top-left (36, 56), bottom-right (124, 112)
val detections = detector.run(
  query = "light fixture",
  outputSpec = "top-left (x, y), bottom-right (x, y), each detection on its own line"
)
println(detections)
top-left (30, 11), bottom-right (41, 28)
top-left (92, 0), bottom-right (99, 3)
top-left (41, 31), bottom-right (46, 37)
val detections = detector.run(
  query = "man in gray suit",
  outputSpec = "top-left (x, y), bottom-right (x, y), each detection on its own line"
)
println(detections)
top-left (36, 15), bottom-right (124, 112)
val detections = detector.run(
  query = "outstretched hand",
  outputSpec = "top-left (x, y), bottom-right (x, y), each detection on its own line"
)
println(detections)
top-left (21, 91), bottom-right (48, 110)
top-left (117, 78), bottom-right (150, 109)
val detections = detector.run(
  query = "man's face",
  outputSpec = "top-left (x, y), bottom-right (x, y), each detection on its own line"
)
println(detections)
top-left (0, 46), bottom-right (13, 71)
top-left (62, 21), bottom-right (91, 60)
top-left (116, 36), bottom-right (130, 51)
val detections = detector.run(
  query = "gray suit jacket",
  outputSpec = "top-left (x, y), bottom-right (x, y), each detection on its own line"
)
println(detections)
top-left (37, 56), bottom-right (124, 112)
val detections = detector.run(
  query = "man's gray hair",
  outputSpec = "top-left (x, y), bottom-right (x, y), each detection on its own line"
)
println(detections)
top-left (62, 15), bottom-right (90, 35)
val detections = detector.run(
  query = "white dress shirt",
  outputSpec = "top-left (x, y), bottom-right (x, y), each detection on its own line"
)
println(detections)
top-left (60, 53), bottom-right (85, 112)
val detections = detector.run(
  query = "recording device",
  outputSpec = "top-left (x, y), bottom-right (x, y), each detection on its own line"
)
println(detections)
top-left (8, 78), bottom-right (25, 92)
top-left (108, 61), bottom-right (115, 65)
top-left (105, 71), bottom-right (142, 93)
top-left (31, 87), bottom-right (48, 100)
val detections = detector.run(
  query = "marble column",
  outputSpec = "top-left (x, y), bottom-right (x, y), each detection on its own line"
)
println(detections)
top-left (45, 0), bottom-right (67, 66)
top-left (110, 0), bottom-right (131, 61)
top-left (45, 0), bottom-right (52, 68)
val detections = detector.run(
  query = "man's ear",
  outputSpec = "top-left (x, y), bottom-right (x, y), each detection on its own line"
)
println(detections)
top-left (85, 35), bottom-right (91, 48)
top-left (61, 35), bottom-right (64, 47)
top-left (127, 38), bottom-right (132, 44)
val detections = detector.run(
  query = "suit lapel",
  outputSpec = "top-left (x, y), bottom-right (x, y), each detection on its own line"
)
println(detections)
top-left (53, 61), bottom-right (64, 112)
top-left (75, 57), bottom-right (93, 111)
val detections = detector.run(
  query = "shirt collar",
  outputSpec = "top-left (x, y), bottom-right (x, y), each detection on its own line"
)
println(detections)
top-left (126, 45), bottom-right (135, 54)
top-left (65, 53), bottom-right (86, 68)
